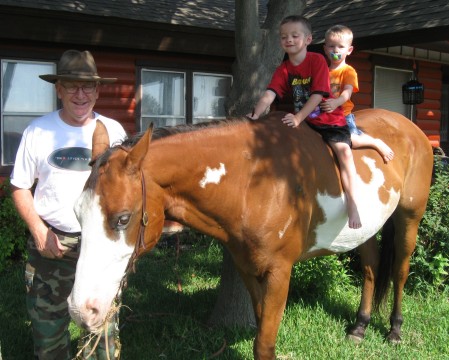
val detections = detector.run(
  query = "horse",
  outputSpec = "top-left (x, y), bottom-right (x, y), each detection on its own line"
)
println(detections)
top-left (68, 109), bottom-right (433, 360)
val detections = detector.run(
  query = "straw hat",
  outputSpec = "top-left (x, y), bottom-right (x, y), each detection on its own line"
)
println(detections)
top-left (39, 50), bottom-right (116, 84)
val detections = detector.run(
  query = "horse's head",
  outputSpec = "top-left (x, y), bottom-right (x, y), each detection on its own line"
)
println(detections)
top-left (68, 121), bottom-right (165, 332)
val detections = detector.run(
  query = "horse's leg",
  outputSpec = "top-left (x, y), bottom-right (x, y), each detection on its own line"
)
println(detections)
top-left (239, 272), bottom-right (264, 327)
top-left (347, 236), bottom-right (379, 343)
top-left (387, 215), bottom-right (419, 343)
top-left (242, 264), bottom-right (292, 360)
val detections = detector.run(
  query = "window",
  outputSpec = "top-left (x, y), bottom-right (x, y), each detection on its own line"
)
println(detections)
top-left (141, 70), bottom-right (185, 129)
top-left (140, 69), bottom-right (232, 130)
top-left (1, 60), bottom-right (56, 168)
top-left (193, 73), bottom-right (232, 124)
top-left (374, 66), bottom-right (412, 119)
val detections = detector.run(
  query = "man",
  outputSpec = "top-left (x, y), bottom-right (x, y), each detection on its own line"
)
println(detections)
top-left (10, 50), bottom-right (126, 359)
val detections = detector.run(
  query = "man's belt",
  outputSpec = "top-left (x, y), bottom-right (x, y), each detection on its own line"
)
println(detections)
top-left (43, 220), bottom-right (81, 238)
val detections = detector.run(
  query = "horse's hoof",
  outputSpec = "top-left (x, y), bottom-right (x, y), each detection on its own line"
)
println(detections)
top-left (346, 334), bottom-right (364, 345)
top-left (386, 333), bottom-right (401, 344)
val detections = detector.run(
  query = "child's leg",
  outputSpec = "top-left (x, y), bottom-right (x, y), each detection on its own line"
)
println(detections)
top-left (351, 133), bottom-right (394, 163)
top-left (346, 114), bottom-right (394, 163)
top-left (329, 141), bottom-right (362, 229)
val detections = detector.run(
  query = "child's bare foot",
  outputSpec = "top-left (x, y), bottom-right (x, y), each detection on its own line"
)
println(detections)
top-left (348, 203), bottom-right (362, 229)
top-left (374, 139), bottom-right (394, 163)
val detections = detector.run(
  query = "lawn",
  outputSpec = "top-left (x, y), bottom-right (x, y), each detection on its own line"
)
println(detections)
top-left (0, 236), bottom-right (448, 359)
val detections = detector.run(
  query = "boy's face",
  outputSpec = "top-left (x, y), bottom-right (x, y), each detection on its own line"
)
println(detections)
top-left (279, 22), bottom-right (312, 56)
top-left (323, 34), bottom-right (353, 64)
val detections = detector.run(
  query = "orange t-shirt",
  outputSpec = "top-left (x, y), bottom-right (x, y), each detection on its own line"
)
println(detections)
top-left (329, 64), bottom-right (359, 116)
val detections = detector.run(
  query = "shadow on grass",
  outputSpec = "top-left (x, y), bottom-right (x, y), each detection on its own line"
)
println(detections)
top-left (0, 263), bottom-right (34, 360)
top-left (0, 263), bottom-right (81, 360)
top-left (287, 275), bottom-right (390, 341)
top-left (118, 246), bottom-right (253, 359)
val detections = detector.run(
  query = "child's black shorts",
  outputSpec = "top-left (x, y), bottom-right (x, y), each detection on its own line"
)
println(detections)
top-left (307, 122), bottom-right (352, 147)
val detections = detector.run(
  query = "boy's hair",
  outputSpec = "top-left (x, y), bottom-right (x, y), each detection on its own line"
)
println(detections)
top-left (325, 25), bottom-right (353, 45)
top-left (280, 15), bottom-right (312, 35)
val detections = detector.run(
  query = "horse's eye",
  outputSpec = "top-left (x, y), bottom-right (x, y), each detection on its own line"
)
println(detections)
top-left (117, 214), bottom-right (131, 228)
top-left (110, 212), bottom-right (132, 231)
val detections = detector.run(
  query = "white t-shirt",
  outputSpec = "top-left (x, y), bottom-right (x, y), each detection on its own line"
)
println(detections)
top-left (10, 110), bottom-right (127, 233)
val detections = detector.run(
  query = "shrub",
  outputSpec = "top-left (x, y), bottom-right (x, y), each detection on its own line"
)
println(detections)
top-left (0, 179), bottom-right (28, 273)
top-left (290, 254), bottom-right (353, 298)
top-left (409, 158), bottom-right (449, 291)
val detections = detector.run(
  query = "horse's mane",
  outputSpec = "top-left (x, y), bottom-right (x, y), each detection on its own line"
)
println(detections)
top-left (86, 117), bottom-right (248, 190)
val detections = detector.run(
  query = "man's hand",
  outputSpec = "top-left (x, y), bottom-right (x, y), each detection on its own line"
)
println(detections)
top-left (35, 227), bottom-right (65, 259)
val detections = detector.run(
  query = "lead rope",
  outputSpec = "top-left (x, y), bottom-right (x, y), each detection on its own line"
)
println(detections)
top-left (76, 170), bottom-right (148, 360)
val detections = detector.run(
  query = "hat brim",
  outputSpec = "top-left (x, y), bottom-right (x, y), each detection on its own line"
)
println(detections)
top-left (39, 74), bottom-right (117, 84)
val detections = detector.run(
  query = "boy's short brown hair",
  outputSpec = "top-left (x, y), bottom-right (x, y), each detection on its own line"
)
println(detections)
top-left (280, 15), bottom-right (312, 35)
top-left (325, 25), bottom-right (353, 45)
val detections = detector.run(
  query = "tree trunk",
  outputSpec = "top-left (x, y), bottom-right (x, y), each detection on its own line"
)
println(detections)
top-left (225, 0), bottom-right (306, 117)
top-left (209, 0), bottom-right (306, 328)
top-left (208, 247), bottom-right (256, 327)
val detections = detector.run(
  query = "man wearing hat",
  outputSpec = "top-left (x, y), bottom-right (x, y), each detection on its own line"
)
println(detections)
top-left (10, 50), bottom-right (126, 359)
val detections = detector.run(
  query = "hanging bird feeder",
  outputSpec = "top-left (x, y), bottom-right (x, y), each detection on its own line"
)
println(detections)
top-left (402, 60), bottom-right (424, 105)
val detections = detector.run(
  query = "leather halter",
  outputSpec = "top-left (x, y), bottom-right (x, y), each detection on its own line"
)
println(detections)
top-left (116, 169), bottom-right (148, 296)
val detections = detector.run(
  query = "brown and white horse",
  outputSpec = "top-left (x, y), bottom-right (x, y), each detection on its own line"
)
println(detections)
top-left (68, 109), bottom-right (433, 360)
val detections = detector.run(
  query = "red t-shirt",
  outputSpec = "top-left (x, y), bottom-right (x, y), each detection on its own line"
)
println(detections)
top-left (267, 52), bottom-right (346, 127)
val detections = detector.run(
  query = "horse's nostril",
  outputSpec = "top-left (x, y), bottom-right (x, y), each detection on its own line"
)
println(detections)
top-left (85, 299), bottom-right (100, 317)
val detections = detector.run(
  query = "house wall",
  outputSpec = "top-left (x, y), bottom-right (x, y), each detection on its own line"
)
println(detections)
top-left (0, 45), bottom-right (444, 182)
top-left (0, 45), bottom-right (233, 180)
top-left (416, 62), bottom-right (442, 147)
top-left (350, 53), bottom-right (443, 148)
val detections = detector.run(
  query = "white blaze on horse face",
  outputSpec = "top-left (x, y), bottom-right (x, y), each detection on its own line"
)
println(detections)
top-left (68, 189), bottom-right (134, 331)
top-left (308, 156), bottom-right (400, 253)
top-left (199, 162), bottom-right (226, 188)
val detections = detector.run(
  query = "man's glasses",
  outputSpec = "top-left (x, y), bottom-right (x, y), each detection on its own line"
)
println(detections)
top-left (60, 82), bottom-right (97, 94)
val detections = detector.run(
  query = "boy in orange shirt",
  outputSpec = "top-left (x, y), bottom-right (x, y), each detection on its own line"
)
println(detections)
top-left (247, 16), bottom-right (361, 229)
top-left (320, 25), bottom-right (394, 163)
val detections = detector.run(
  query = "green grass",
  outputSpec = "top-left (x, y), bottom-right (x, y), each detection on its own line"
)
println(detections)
top-left (1, 238), bottom-right (448, 360)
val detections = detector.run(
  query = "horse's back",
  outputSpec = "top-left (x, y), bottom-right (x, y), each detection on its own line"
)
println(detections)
top-left (354, 108), bottom-right (433, 213)
top-left (249, 109), bottom-right (433, 257)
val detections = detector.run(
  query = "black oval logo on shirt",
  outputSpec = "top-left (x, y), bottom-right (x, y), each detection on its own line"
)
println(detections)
top-left (48, 147), bottom-right (92, 171)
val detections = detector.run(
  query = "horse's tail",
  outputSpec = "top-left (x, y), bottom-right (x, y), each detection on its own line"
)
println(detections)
top-left (373, 216), bottom-right (395, 312)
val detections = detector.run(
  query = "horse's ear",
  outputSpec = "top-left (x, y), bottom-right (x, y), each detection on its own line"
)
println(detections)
top-left (92, 120), bottom-right (110, 162)
top-left (126, 123), bottom-right (153, 171)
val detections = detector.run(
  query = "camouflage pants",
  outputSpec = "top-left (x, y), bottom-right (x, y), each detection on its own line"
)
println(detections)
top-left (25, 235), bottom-right (120, 360)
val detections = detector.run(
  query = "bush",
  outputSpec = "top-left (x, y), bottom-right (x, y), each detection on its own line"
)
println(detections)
top-left (290, 254), bottom-right (354, 298)
top-left (409, 158), bottom-right (449, 291)
top-left (0, 179), bottom-right (28, 273)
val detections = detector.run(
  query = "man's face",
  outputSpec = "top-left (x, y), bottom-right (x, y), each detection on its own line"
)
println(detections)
top-left (56, 81), bottom-right (99, 126)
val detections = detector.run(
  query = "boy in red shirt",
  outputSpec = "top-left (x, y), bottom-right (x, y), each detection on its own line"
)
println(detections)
top-left (247, 15), bottom-right (361, 229)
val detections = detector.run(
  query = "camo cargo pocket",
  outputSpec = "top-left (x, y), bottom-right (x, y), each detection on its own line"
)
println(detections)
top-left (25, 262), bottom-right (35, 293)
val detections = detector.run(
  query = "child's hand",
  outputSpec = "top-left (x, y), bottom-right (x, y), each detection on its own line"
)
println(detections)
top-left (320, 99), bottom-right (338, 113)
top-left (246, 113), bottom-right (259, 120)
top-left (282, 113), bottom-right (301, 127)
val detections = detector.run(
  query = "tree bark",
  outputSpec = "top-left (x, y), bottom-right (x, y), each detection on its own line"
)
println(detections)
top-left (225, 0), bottom-right (306, 117)
top-left (209, 0), bottom-right (306, 328)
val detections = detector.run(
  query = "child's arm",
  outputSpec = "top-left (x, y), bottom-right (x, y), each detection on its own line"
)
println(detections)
top-left (321, 84), bottom-right (353, 113)
top-left (247, 90), bottom-right (276, 119)
top-left (282, 93), bottom-right (323, 127)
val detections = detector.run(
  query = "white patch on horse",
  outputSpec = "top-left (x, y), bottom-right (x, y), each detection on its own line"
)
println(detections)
top-left (308, 156), bottom-right (400, 253)
top-left (279, 215), bottom-right (292, 239)
top-left (69, 190), bottom-right (134, 329)
top-left (199, 163), bottom-right (226, 188)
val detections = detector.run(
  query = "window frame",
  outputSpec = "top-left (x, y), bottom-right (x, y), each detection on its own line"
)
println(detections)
top-left (137, 65), bottom-right (232, 131)
top-left (373, 65), bottom-right (413, 119)
top-left (140, 68), bottom-right (187, 130)
top-left (1, 58), bottom-right (57, 175)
